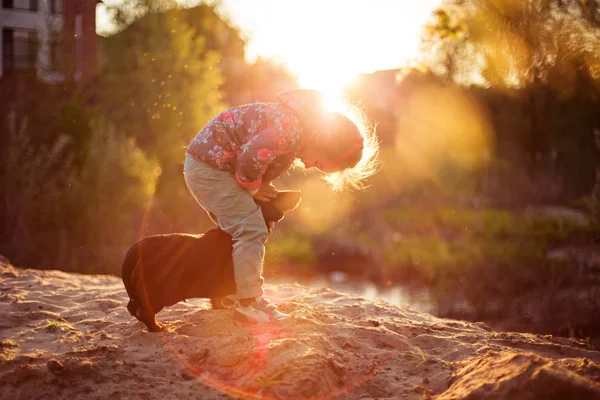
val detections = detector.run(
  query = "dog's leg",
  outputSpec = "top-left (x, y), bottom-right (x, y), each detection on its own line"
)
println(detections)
top-left (135, 295), bottom-right (163, 332)
top-left (131, 264), bottom-right (164, 333)
top-left (210, 298), bottom-right (221, 309)
top-left (210, 296), bottom-right (236, 310)
top-left (136, 308), bottom-right (164, 332)
top-left (127, 300), bottom-right (138, 317)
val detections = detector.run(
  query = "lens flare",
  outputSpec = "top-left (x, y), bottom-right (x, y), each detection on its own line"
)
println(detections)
top-left (394, 81), bottom-right (493, 181)
top-left (294, 178), bottom-right (354, 234)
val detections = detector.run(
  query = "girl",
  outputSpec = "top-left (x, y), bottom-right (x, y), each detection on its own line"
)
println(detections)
top-left (183, 89), bottom-right (379, 324)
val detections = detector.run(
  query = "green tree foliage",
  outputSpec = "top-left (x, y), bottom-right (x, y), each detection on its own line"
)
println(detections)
top-left (423, 0), bottom-right (600, 90)
top-left (100, 8), bottom-right (225, 166)
top-left (172, 4), bottom-right (247, 105)
top-left (100, 1), bottom-right (228, 231)
top-left (99, 1), bottom-right (300, 232)
top-left (106, 1), bottom-right (298, 105)
top-left (419, 0), bottom-right (600, 197)
top-left (52, 91), bottom-right (93, 166)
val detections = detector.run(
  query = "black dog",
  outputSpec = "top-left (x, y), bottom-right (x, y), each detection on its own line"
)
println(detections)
top-left (121, 190), bottom-right (301, 332)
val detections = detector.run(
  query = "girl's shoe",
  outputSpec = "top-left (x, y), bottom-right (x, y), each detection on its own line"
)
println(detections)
top-left (233, 296), bottom-right (289, 323)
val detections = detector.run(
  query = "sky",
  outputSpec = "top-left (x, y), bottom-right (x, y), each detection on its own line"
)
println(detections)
top-left (97, 0), bottom-right (443, 91)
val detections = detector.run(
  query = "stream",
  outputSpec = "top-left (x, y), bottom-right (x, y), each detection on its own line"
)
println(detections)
top-left (273, 272), bottom-right (433, 313)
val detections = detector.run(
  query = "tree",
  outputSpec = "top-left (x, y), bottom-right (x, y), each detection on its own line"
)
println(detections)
top-left (423, 0), bottom-right (600, 91)
top-left (422, 0), bottom-right (600, 195)
top-left (100, 2), bottom-right (227, 230)
top-left (100, 9), bottom-right (225, 162)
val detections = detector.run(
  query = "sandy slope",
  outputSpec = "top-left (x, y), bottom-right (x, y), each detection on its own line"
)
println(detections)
top-left (1, 259), bottom-right (599, 400)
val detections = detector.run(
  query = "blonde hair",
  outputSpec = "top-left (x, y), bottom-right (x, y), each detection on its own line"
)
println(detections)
top-left (320, 100), bottom-right (380, 191)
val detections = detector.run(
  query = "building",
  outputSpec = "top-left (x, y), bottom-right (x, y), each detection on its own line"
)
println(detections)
top-left (1, 0), bottom-right (100, 83)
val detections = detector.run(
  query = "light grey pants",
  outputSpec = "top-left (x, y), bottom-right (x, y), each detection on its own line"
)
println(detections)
top-left (183, 154), bottom-right (266, 299)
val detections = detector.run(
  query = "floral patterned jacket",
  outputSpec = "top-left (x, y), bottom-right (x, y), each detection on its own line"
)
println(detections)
top-left (186, 90), bottom-right (323, 191)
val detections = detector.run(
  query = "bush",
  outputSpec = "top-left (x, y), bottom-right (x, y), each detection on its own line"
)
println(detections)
top-left (64, 121), bottom-right (159, 273)
top-left (586, 129), bottom-right (600, 227)
top-left (0, 111), bottom-right (158, 274)
top-left (0, 111), bottom-right (74, 267)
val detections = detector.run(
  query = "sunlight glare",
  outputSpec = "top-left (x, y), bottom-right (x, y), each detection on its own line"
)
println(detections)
top-left (98, 1), bottom-right (446, 92)
top-left (395, 81), bottom-right (493, 179)
top-left (221, 0), bottom-right (444, 92)
top-left (322, 89), bottom-right (346, 113)
top-left (297, 178), bottom-right (353, 233)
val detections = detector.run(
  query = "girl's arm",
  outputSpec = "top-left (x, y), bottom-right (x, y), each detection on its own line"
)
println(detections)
top-left (235, 129), bottom-right (283, 192)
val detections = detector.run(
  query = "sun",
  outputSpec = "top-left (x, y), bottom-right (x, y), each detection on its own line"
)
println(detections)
top-left (293, 65), bottom-right (359, 97)
top-left (98, 1), bottom-right (445, 94)
top-left (222, 0), bottom-right (444, 93)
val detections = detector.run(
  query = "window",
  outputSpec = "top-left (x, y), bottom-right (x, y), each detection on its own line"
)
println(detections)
top-left (2, 29), bottom-right (37, 73)
top-left (50, 0), bottom-right (62, 14)
top-left (2, 0), bottom-right (38, 11)
top-left (75, 13), bottom-right (82, 79)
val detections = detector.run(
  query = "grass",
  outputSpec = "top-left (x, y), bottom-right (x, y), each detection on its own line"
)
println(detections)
top-left (43, 318), bottom-right (74, 332)
top-left (377, 206), bottom-right (594, 278)
top-left (0, 354), bottom-right (12, 363)
top-left (265, 202), bottom-right (597, 300)
top-left (0, 340), bottom-right (19, 364)
top-left (383, 207), bottom-right (592, 242)
top-left (0, 339), bottom-right (18, 348)
top-left (264, 180), bottom-right (598, 321)
top-left (316, 202), bottom-right (599, 310)
top-left (414, 345), bottom-right (428, 368)
top-left (403, 346), bottom-right (429, 368)
top-left (265, 233), bottom-right (315, 266)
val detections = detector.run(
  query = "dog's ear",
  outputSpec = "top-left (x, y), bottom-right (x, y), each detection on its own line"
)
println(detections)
top-left (271, 190), bottom-right (302, 215)
top-left (256, 200), bottom-right (284, 223)
top-left (255, 190), bottom-right (302, 224)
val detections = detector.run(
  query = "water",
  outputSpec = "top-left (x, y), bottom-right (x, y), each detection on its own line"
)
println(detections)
top-left (274, 272), bottom-right (434, 313)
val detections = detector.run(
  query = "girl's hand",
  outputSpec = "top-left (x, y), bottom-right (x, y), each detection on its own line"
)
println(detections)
top-left (252, 182), bottom-right (278, 202)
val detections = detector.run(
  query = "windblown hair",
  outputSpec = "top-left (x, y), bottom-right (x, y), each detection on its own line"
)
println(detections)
top-left (320, 100), bottom-right (380, 191)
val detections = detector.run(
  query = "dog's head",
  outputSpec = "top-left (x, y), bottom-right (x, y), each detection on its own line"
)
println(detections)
top-left (255, 190), bottom-right (301, 232)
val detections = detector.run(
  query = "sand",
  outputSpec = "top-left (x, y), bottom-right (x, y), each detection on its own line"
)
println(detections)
top-left (1, 258), bottom-right (599, 400)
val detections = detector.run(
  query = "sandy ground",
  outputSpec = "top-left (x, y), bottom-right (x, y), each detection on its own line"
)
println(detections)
top-left (1, 259), bottom-right (600, 400)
